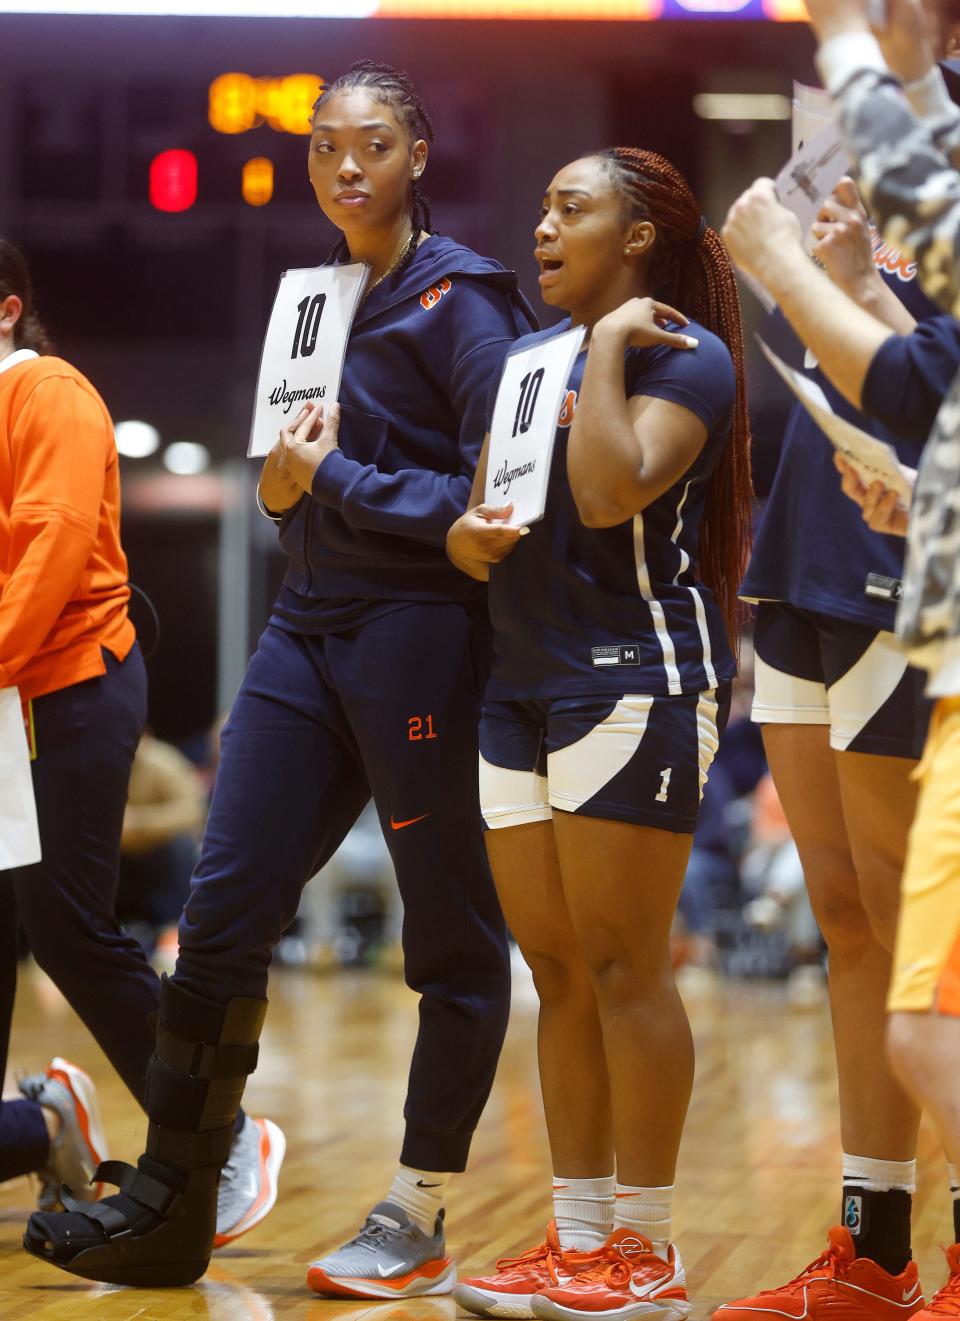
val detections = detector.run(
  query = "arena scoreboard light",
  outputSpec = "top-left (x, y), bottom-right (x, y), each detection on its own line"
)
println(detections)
top-left (208, 73), bottom-right (321, 136)
top-left (0, 0), bottom-right (808, 16)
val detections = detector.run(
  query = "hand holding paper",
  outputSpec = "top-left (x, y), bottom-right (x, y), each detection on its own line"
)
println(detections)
top-left (278, 401), bottom-right (342, 493)
top-left (835, 452), bottom-right (913, 537)
top-left (446, 503), bottom-right (526, 578)
top-left (810, 178), bottom-right (876, 293)
top-left (722, 178), bottom-right (805, 291)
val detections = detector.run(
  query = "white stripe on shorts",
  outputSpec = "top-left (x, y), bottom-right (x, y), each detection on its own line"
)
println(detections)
top-left (828, 632), bottom-right (909, 751)
top-left (547, 696), bottom-right (654, 813)
top-left (751, 634), bottom-right (909, 750)
top-left (696, 691), bottom-right (722, 799)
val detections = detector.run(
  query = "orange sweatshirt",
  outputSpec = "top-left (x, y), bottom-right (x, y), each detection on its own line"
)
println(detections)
top-left (0, 352), bottom-right (135, 701)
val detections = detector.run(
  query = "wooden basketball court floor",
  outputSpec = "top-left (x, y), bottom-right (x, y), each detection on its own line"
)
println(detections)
top-left (1, 961), bottom-right (954, 1321)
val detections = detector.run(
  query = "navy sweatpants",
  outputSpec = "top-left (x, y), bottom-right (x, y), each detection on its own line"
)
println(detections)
top-left (0, 648), bottom-right (154, 1182)
top-left (175, 601), bottom-right (511, 1172)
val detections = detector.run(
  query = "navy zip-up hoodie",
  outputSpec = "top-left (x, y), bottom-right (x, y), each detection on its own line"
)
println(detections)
top-left (277, 234), bottom-right (537, 611)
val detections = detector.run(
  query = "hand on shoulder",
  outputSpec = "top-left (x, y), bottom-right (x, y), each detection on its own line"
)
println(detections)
top-left (594, 298), bottom-right (699, 352)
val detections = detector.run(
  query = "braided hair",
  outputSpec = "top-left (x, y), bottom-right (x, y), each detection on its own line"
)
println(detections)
top-left (313, 61), bottom-right (435, 273)
top-left (0, 239), bottom-right (52, 355)
top-left (597, 147), bottom-right (753, 652)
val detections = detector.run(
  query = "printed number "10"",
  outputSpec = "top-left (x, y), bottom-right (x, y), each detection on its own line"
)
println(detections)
top-left (513, 367), bottom-right (545, 437)
top-left (291, 294), bottom-right (326, 359)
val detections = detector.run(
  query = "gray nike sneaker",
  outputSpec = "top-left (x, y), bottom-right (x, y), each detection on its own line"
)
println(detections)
top-left (307, 1200), bottom-right (456, 1298)
top-left (17, 1057), bottom-right (108, 1211)
top-left (215, 1115), bottom-right (286, 1247)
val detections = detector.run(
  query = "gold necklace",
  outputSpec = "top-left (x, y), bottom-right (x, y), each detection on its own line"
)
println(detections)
top-left (362, 229), bottom-right (418, 302)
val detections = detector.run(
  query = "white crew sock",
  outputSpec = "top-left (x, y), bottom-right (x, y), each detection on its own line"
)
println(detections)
top-left (384, 1165), bottom-right (451, 1234)
top-left (613, 1183), bottom-right (673, 1261)
top-left (841, 1153), bottom-right (917, 1192)
top-left (948, 1162), bottom-right (959, 1196)
top-left (553, 1173), bottom-right (615, 1251)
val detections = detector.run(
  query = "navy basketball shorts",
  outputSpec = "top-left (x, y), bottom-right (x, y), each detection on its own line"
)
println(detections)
top-left (752, 601), bottom-right (932, 760)
top-left (479, 687), bottom-right (731, 835)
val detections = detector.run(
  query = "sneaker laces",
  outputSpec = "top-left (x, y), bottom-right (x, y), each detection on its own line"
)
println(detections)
top-left (603, 1252), bottom-right (666, 1289)
top-left (354, 1220), bottom-right (407, 1252)
top-left (495, 1240), bottom-right (554, 1274)
top-left (17, 1073), bottom-right (45, 1103)
top-left (494, 1238), bottom-right (596, 1283)
top-left (496, 1236), bottom-right (554, 1278)
top-left (572, 1243), bottom-right (665, 1290)
top-left (759, 1244), bottom-right (844, 1298)
top-left (601, 1259), bottom-right (637, 1288)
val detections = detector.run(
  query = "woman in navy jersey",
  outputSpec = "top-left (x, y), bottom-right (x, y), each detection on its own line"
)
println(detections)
top-left (26, 60), bottom-right (536, 1293)
top-left (718, 138), bottom-right (960, 1312)
top-left (717, 173), bottom-right (960, 1321)
top-left (448, 147), bottom-right (751, 1321)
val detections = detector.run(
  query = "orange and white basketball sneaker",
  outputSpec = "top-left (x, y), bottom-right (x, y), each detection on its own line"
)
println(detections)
top-left (712, 1226), bottom-right (924, 1321)
top-left (532, 1229), bottom-right (690, 1321)
top-left (913, 1245), bottom-right (960, 1320)
top-left (17, 1057), bottom-right (108, 1210)
top-left (455, 1221), bottom-right (602, 1319)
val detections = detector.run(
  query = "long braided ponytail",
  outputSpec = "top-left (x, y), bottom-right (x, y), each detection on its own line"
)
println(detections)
top-left (599, 147), bottom-right (753, 652)
top-left (312, 61), bottom-right (435, 272)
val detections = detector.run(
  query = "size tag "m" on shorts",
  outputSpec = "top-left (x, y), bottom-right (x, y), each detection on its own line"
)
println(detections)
top-left (591, 644), bottom-right (641, 668)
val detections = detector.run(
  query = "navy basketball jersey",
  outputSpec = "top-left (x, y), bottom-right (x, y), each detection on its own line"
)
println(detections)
top-left (742, 242), bottom-right (939, 631)
top-left (486, 318), bottom-right (738, 701)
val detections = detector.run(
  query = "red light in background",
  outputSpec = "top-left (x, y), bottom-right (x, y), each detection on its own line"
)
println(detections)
top-left (149, 149), bottom-right (198, 212)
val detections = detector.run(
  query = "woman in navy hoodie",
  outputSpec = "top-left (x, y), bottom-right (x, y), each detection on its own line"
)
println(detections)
top-left (26, 60), bottom-right (536, 1294)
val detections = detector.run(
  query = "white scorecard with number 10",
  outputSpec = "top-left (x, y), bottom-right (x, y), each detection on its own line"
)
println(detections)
top-left (248, 262), bottom-right (368, 459)
top-left (485, 324), bottom-right (587, 527)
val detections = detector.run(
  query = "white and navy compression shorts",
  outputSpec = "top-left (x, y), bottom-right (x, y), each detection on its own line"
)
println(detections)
top-left (752, 601), bottom-right (931, 760)
top-left (479, 687), bottom-right (730, 835)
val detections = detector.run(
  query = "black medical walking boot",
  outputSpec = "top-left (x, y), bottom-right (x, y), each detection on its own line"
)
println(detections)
top-left (23, 975), bottom-right (266, 1287)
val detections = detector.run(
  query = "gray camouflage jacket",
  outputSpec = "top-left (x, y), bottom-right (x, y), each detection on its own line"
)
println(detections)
top-left (830, 60), bottom-right (960, 690)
